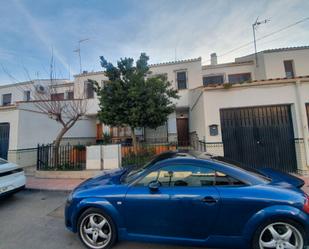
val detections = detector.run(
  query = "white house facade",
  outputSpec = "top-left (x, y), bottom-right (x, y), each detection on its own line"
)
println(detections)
top-left (1, 46), bottom-right (309, 173)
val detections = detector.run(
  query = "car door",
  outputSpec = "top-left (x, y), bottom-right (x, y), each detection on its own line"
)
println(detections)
top-left (123, 163), bottom-right (220, 240)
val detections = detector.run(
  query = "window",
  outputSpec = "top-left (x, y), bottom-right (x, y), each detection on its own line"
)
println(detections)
top-left (66, 91), bottom-right (74, 100)
top-left (203, 75), bottom-right (224, 86)
top-left (24, 91), bottom-right (31, 101)
top-left (135, 165), bottom-right (245, 187)
top-left (176, 71), bottom-right (187, 89)
top-left (136, 165), bottom-right (216, 187)
top-left (228, 73), bottom-right (251, 84)
top-left (2, 94), bottom-right (12, 106)
top-left (85, 81), bottom-right (94, 98)
top-left (51, 93), bottom-right (64, 101)
top-left (215, 172), bottom-right (244, 186)
top-left (284, 60), bottom-right (295, 78)
top-left (136, 171), bottom-right (160, 186)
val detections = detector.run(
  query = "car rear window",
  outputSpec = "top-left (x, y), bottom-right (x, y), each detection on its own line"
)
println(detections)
top-left (211, 156), bottom-right (271, 182)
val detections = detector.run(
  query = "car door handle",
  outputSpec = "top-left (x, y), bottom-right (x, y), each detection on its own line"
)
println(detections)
top-left (201, 196), bottom-right (218, 204)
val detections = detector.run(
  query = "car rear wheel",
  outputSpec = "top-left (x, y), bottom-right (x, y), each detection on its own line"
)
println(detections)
top-left (78, 208), bottom-right (117, 249)
top-left (253, 219), bottom-right (306, 249)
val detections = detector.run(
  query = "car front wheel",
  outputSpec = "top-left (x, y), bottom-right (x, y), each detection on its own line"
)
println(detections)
top-left (252, 219), bottom-right (306, 249)
top-left (78, 208), bottom-right (117, 249)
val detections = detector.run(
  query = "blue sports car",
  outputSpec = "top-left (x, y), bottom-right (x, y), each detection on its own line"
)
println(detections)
top-left (65, 151), bottom-right (309, 249)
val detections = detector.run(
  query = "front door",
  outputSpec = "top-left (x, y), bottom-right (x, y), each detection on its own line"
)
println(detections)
top-left (177, 118), bottom-right (189, 146)
top-left (0, 123), bottom-right (10, 160)
top-left (124, 164), bottom-right (220, 239)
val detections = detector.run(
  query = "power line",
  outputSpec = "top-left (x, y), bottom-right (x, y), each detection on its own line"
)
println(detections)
top-left (217, 17), bottom-right (309, 59)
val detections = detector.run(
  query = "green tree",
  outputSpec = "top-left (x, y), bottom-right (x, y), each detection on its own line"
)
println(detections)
top-left (92, 53), bottom-right (179, 147)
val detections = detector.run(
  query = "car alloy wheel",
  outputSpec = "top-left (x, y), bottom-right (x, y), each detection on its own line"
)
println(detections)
top-left (79, 212), bottom-right (112, 249)
top-left (259, 222), bottom-right (304, 249)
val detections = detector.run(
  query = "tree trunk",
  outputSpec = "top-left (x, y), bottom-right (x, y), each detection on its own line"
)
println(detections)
top-left (131, 127), bottom-right (137, 153)
top-left (53, 126), bottom-right (69, 167)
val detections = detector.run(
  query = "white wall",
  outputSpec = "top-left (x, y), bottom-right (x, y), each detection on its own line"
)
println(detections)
top-left (0, 82), bottom-right (33, 105)
top-left (0, 79), bottom-right (71, 105)
top-left (201, 80), bottom-right (309, 143)
top-left (150, 59), bottom-right (202, 90)
top-left (17, 109), bottom-right (96, 149)
top-left (150, 59), bottom-right (202, 107)
top-left (263, 49), bottom-right (309, 79)
top-left (0, 102), bottom-right (96, 150)
top-left (189, 88), bottom-right (205, 140)
top-left (74, 73), bottom-right (108, 115)
top-left (0, 106), bottom-right (19, 150)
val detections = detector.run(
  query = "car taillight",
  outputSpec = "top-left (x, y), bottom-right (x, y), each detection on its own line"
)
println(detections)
top-left (303, 194), bottom-right (309, 214)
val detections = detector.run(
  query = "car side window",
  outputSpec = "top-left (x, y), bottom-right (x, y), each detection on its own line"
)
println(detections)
top-left (215, 171), bottom-right (245, 186)
top-left (157, 165), bottom-right (216, 187)
top-left (135, 170), bottom-right (160, 187)
top-left (134, 165), bottom-right (245, 187)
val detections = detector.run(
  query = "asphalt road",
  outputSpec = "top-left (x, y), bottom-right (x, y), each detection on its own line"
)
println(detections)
top-left (0, 190), bottom-right (202, 249)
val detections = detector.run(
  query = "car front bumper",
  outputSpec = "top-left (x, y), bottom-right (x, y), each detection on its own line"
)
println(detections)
top-left (0, 172), bottom-right (26, 197)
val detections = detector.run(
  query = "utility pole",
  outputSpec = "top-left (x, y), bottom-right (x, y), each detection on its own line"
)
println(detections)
top-left (252, 17), bottom-right (269, 67)
top-left (74, 38), bottom-right (89, 74)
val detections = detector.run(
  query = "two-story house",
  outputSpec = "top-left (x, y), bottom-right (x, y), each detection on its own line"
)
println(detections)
top-left (0, 79), bottom-right (94, 162)
top-left (74, 58), bottom-right (203, 146)
top-left (192, 46), bottom-right (309, 174)
top-left (1, 45), bottom-right (309, 174)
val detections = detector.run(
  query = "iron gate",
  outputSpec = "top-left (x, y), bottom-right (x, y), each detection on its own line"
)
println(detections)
top-left (0, 123), bottom-right (10, 160)
top-left (220, 105), bottom-right (297, 172)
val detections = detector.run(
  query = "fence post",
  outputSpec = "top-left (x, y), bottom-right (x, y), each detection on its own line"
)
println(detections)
top-left (36, 144), bottom-right (39, 170)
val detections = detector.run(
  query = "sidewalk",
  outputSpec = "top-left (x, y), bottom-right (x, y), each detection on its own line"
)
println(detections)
top-left (26, 176), bottom-right (85, 191)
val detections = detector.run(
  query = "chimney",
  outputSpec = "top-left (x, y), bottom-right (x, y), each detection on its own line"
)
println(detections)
top-left (211, 53), bottom-right (217, 65)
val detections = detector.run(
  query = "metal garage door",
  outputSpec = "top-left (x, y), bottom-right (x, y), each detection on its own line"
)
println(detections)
top-left (0, 123), bottom-right (10, 160)
top-left (220, 105), bottom-right (297, 172)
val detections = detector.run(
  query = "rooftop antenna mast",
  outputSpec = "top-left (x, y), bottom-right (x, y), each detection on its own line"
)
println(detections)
top-left (74, 38), bottom-right (89, 74)
top-left (252, 17), bottom-right (269, 67)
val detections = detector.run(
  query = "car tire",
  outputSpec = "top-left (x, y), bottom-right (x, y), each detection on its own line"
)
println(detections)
top-left (77, 208), bottom-right (117, 249)
top-left (252, 218), bottom-right (306, 249)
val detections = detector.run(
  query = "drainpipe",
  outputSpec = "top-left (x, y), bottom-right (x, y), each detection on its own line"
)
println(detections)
top-left (295, 80), bottom-right (309, 171)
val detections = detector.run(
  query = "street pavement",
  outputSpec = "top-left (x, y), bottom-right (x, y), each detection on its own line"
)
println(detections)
top-left (0, 190), bottom-right (202, 249)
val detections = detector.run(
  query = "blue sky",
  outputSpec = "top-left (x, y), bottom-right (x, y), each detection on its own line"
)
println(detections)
top-left (0, 0), bottom-right (308, 84)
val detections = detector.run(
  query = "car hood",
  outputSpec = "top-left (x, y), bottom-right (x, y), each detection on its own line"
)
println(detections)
top-left (0, 162), bottom-right (19, 173)
top-left (75, 168), bottom-right (127, 191)
top-left (257, 168), bottom-right (305, 188)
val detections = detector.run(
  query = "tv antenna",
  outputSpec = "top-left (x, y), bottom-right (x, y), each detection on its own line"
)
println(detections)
top-left (252, 17), bottom-right (270, 67)
top-left (74, 38), bottom-right (90, 74)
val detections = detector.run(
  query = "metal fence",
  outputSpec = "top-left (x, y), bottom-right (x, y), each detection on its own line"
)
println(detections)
top-left (37, 144), bottom-right (86, 171)
top-left (121, 143), bottom-right (177, 168)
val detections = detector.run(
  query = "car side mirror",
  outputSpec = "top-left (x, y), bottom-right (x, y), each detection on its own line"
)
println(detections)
top-left (148, 181), bottom-right (161, 192)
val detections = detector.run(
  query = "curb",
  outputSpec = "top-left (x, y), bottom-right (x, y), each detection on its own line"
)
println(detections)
top-left (24, 187), bottom-right (72, 193)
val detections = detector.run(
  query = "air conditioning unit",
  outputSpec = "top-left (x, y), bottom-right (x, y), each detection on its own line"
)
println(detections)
top-left (35, 84), bottom-right (47, 94)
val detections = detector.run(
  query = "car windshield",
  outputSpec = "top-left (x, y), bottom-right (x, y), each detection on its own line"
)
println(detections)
top-left (122, 157), bottom-right (159, 184)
